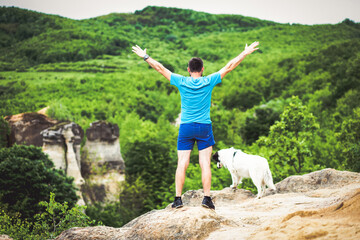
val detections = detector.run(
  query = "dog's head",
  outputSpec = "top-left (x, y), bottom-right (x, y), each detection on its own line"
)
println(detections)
top-left (212, 151), bottom-right (223, 169)
top-left (212, 148), bottom-right (236, 169)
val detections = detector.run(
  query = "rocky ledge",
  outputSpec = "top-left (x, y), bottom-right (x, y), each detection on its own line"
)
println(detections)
top-left (55, 168), bottom-right (360, 240)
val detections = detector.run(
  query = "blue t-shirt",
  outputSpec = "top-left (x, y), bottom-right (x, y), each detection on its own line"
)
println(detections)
top-left (170, 72), bottom-right (222, 124)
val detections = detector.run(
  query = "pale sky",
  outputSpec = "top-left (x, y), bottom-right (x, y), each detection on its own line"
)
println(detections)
top-left (1, 0), bottom-right (359, 25)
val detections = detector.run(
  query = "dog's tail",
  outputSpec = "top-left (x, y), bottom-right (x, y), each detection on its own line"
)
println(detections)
top-left (264, 166), bottom-right (276, 191)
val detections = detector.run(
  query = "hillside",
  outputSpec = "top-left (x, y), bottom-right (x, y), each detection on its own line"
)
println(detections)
top-left (0, 6), bottom-right (277, 71)
top-left (1, 5), bottom-right (360, 233)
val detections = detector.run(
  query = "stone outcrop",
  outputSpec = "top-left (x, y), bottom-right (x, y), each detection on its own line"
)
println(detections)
top-left (5, 112), bottom-right (57, 147)
top-left (41, 122), bottom-right (85, 206)
top-left (41, 122), bottom-right (83, 172)
top-left (4, 111), bottom-right (126, 205)
top-left (83, 121), bottom-right (124, 171)
top-left (271, 168), bottom-right (360, 193)
top-left (182, 188), bottom-right (254, 207)
top-left (55, 168), bottom-right (360, 240)
top-left (252, 189), bottom-right (360, 240)
top-left (54, 226), bottom-right (125, 240)
top-left (56, 207), bottom-right (231, 240)
top-left (122, 207), bottom-right (231, 240)
top-left (41, 122), bottom-right (83, 176)
top-left (0, 235), bottom-right (12, 240)
top-left (82, 121), bottom-right (125, 203)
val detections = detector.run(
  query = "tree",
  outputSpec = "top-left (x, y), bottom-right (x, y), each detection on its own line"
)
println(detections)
top-left (0, 145), bottom-right (78, 219)
top-left (241, 107), bottom-right (280, 145)
top-left (257, 96), bottom-right (319, 179)
top-left (0, 117), bottom-right (10, 148)
top-left (120, 115), bottom-right (178, 213)
top-left (337, 108), bottom-right (360, 172)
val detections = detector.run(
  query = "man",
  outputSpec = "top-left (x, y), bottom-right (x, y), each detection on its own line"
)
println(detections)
top-left (132, 42), bottom-right (259, 210)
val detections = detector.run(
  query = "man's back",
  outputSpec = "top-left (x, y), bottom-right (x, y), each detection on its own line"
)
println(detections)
top-left (170, 72), bottom-right (221, 124)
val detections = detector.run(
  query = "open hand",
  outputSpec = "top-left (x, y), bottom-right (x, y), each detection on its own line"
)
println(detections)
top-left (243, 41), bottom-right (259, 55)
top-left (132, 45), bottom-right (147, 58)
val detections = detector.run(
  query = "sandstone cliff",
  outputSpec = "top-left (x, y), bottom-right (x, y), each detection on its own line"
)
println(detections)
top-left (4, 112), bottom-right (125, 206)
top-left (82, 121), bottom-right (125, 203)
top-left (5, 112), bottom-right (58, 147)
top-left (83, 121), bottom-right (124, 171)
top-left (55, 168), bottom-right (360, 240)
top-left (41, 121), bottom-right (86, 206)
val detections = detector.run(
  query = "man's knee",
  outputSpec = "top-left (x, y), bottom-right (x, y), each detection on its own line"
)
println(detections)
top-left (177, 162), bottom-right (189, 172)
top-left (199, 162), bottom-right (211, 172)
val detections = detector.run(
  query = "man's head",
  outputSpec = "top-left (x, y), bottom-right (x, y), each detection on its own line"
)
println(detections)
top-left (188, 57), bottom-right (204, 74)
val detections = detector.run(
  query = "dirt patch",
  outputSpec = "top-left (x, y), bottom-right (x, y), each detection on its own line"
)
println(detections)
top-left (251, 189), bottom-right (360, 240)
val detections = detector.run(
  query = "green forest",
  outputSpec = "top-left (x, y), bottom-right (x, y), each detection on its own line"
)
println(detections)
top-left (0, 5), bottom-right (360, 239)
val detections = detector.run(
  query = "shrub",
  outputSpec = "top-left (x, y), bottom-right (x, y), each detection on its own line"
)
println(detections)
top-left (0, 117), bottom-right (10, 148)
top-left (337, 108), bottom-right (360, 172)
top-left (257, 96), bottom-right (320, 181)
top-left (241, 107), bottom-right (280, 144)
top-left (47, 100), bottom-right (73, 121)
top-left (0, 192), bottom-right (99, 239)
top-left (0, 145), bottom-right (78, 219)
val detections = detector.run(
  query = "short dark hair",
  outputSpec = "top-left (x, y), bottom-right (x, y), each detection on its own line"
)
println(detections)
top-left (188, 57), bottom-right (203, 73)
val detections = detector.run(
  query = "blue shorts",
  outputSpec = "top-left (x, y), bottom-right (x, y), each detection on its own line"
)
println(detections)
top-left (177, 123), bottom-right (215, 151)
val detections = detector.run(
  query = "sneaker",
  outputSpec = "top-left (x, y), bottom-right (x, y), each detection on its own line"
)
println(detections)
top-left (171, 197), bottom-right (183, 209)
top-left (202, 196), bottom-right (215, 210)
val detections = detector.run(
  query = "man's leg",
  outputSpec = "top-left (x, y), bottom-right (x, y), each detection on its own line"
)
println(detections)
top-left (199, 146), bottom-right (212, 196)
top-left (175, 150), bottom-right (192, 196)
top-left (199, 146), bottom-right (215, 210)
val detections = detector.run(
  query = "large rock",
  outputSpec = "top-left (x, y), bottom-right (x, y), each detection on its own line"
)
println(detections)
top-left (55, 169), bottom-right (360, 240)
top-left (122, 207), bottom-right (231, 240)
top-left (82, 121), bottom-right (125, 203)
top-left (251, 188), bottom-right (360, 240)
top-left (0, 235), bottom-right (12, 240)
top-left (5, 112), bottom-right (57, 147)
top-left (270, 168), bottom-right (360, 194)
top-left (41, 122), bottom-right (85, 206)
top-left (41, 122), bottom-right (83, 172)
top-left (54, 226), bottom-right (125, 240)
top-left (56, 207), bottom-right (232, 240)
top-left (83, 121), bottom-right (124, 171)
top-left (182, 188), bottom-right (254, 207)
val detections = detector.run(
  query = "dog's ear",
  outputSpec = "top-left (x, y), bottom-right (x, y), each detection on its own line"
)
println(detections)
top-left (212, 152), bottom-right (219, 162)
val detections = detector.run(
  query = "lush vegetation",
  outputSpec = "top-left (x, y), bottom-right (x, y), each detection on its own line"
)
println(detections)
top-left (0, 192), bottom-right (98, 239)
top-left (0, 5), bottom-right (359, 236)
top-left (0, 145), bottom-right (93, 238)
top-left (0, 145), bottom-right (78, 219)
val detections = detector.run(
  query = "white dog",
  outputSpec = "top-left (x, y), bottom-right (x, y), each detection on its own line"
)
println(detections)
top-left (213, 147), bottom-right (276, 199)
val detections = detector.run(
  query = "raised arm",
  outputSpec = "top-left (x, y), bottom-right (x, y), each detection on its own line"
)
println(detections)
top-left (219, 41), bottom-right (259, 79)
top-left (132, 45), bottom-right (172, 81)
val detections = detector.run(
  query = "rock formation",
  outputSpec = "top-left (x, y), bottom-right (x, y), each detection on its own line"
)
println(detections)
top-left (252, 189), bottom-right (360, 239)
top-left (56, 207), bottom-right (231, 240)
top-left (273, 167), bottom-right (360, 193)
top-left (41, 122), bottom-right (83, 172)
top-left (83, 121), bottom-right (124, 171)
top-left (0, 235), bottom-right (12, 240)
top-left (4, 112), bottom-right (57, 147)
top-left (55, 168), bottom-right (360, 240)
top-left (4, 111), bottom-right (126, 206)
top-left (41, 122), bottom-right (85, 206)
top-left (82, 121), bottom-right (125, 203)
